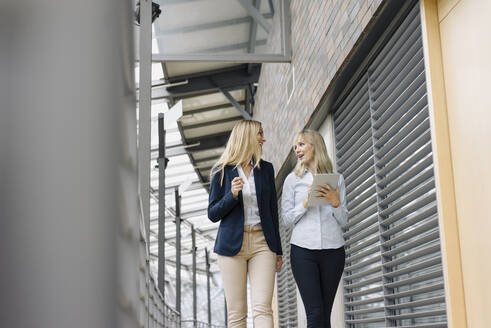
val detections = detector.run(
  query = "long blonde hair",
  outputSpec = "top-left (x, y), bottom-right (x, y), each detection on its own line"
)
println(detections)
top-left (211, 120), bottom-right (263, 185)
top-left (293, 130), bottom-right (333, 177)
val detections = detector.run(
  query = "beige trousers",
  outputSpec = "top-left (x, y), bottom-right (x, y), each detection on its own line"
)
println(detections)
top-left (217, 225), bottom-right (277, 328)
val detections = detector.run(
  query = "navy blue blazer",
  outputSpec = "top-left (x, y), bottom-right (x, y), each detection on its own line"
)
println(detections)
top-left (208, 160), bottom-right (283, 256)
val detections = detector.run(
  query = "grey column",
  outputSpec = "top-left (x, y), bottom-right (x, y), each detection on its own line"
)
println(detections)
top-left (192, 226), bottom-right (197, 327)
top-left (206, 248), bottom-right (212, 326)
top-left (175, 187), bottom-right (182, 314)
top-left (225, 294), bottom-right (228, 327)
top-left (139, 2), bottom-right (152, 327)
top-left (138, 0), bottom-right (152, 250)
top-left (0, 1), bottom-right (136, 328)
top-left (158, 113), bottom-right (166, 299)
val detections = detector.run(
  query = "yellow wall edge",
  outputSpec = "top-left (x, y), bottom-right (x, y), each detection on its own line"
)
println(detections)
top-left (419, 1), bottom-right (467, 327)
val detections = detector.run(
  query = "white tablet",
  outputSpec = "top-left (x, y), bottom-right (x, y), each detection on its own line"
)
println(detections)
top-left (307, 173), bottom-right (340, 207)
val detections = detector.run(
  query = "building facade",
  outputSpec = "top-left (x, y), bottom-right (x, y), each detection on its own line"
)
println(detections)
top-left (254, 0), bottom-right (491, 327)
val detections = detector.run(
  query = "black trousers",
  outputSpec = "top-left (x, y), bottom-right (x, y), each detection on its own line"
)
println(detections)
top-left (290, 244), bottom-right (345, 328)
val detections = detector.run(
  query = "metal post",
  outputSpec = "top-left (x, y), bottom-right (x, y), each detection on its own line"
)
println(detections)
top-left (138, 0), bottom-right (152, 252)
top-left (206, 248), bottom-right (212, 326)
top-left (192, 225), bottom-right (197, 328)
top-left (139, 2), bottom-right (152, 328)
top-left (175, 187), bottom-right (181, 314)
top-left (158, 113), bottom-right (166, 299)
top-left (224, 293), bottom-right (228, 327)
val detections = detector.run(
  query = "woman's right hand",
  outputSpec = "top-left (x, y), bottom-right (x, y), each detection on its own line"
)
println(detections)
top-left (231, 177), bottom-right (244, 198)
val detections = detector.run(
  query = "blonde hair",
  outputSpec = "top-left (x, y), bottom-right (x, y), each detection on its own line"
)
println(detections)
top-left (293, 129), bottom-right (333, 177)
top-left (211, 120), bottom-right (263, 185)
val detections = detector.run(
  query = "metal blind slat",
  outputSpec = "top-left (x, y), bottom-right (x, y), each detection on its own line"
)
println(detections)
top-left (375, 103), bottom-right (429, 159)
top-left (345, 275), bottom-right (383, 289)
top-left (371, 31), bottom-right (423, 101)
top-left (344, 221), bottom-right (379, 246)
top-left (378, 155), bottom-right (433, 193)
top-left (383, 244), bottom-right (441, 268)
top-left (337, 114), bottom-right (371, 156)
top-left (344, 216), bottom-right (378, 238)
top-left (387, 310), bottom-right (447, 321)
top-left (348, 193), bottom-right (377, 219)
top-left (380, 195), bottom-right (436, 227)
top-left (387, 282), bottom-right (444, 299)
top-left (345, 317), bottom-right (385, 324)
top-left (346, 167), bottom-right (374, 194)
top-left (344, 206), bottom-right (378, 230)
top-left (334, 75), bottom-right (369, 130)
top-left (335, 90), bottom-right (369, 136)
top-left (345, 255), bottom-right (381, 272)
top-left (345, 306), bottom-right (386, 316)
top-left (384, 269), bottom-right (444, 289)
top-left (386, 296), bottom-right (445, 310)
top-left (379, 181), bottom-right (435, 218)
top-left (345, 296), bottom-right (384, 307)
top-left (376, 141), bottom-right (432, 178)
top-left (345, 234), bottom-right (379, 255)
top-left (384, 256), bottom-right (442, 278)
top-left (383, 230), bottom-right (440, 257)
top-left (341, 150), bottom-right (374, 181)
top-left (376, 118), bottom-right (430, 164)
top-left (382, 219), bottom-right (439, 248)
top-left (338, 130), bottom-right (372, 166)
top-left (369, 3), bottom-right (421, 78)
top-left (381, 205), bottom-right (437, 236)
top-left (397, 323), bottom-right (447, 328)
top-left (345, 265), bottom-right (382, 281)
top-left (378, 167), bottom-right (435, 207)
top-left (346, 246), bottom-right (382, 265)
top-left (374, 88), bottom-right (427, 142)
top-left (372, 63), bottom-right (426, 122)
top-left (344, 285), bottom-right (384, 298)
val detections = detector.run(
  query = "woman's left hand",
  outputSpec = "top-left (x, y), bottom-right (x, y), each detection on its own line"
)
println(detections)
top-left (314, 184), bottom-right (341, 208)
top-left (276, 255), bottom-right (283, 272)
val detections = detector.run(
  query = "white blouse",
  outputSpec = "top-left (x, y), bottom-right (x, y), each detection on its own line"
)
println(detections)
top-left (237, 165), bottom-right (261, 226)
top-left (281, 170), bottom-right (348, 249)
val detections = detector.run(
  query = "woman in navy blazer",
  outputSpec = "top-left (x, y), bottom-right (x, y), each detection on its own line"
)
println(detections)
top-left (208, 120), bottom-right (282, 328)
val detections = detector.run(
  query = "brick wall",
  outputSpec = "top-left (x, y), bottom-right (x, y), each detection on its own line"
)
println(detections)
top-left (254, 0), bottom-right (384, 172)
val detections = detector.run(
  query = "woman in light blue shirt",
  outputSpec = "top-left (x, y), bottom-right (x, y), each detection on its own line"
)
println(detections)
top-left (281, 129), bottom-right (348, 328)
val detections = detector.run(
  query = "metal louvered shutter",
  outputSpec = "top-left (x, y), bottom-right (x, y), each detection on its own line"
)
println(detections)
top-left (277, 223), bottom-right (298, 328)
top-left (334, 3), bottom-right (447, 328)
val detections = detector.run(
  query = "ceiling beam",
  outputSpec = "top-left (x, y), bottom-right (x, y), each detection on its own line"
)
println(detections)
top-left (237, 0), bottom-right (272, 33)
top-left (156, 13), bottom-right (273, 35)
top-left (182, 101), bottom-right (245, 117)
top-left (183, 116), bottom-right (242, 130)
top-left (184, 131), bottom-right (232, 152)
top-left (196, 39), bottom-right (267, 54)
top-left (194, 155), bottom-right (221, 164)
top-left (268, 0), bottom-right (275, 15)
top-left (221, 89), bottom-right (252, 120)
top-left (150, 131), bottom-right (229, 160)
top-left (248, 0), bottom-right (260, 54)
top-left (152, 64), bottom-right (261, 99)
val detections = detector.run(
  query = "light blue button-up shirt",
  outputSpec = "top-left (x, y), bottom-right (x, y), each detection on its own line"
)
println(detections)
top-left (281, 170), bottom-right (348, 250)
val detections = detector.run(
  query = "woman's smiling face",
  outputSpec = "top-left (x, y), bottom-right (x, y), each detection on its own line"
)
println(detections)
top-left (294, 137), bottom-right (314, 167)
top-left (257, 127), bottom-right (266, 146)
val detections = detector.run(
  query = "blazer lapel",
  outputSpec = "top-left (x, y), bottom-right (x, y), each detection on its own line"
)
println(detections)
top-left (253, 166), bottom-right (263, 212)
top-left (230, 166), bottom-right (243, 209)
top-left (230, 165), bottom-right (239, 179)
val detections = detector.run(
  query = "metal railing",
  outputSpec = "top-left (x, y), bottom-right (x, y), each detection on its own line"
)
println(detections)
top-left (181, 320), bottom-right (226, 328)
top-left (139, 196), bottom-right (181, 328)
